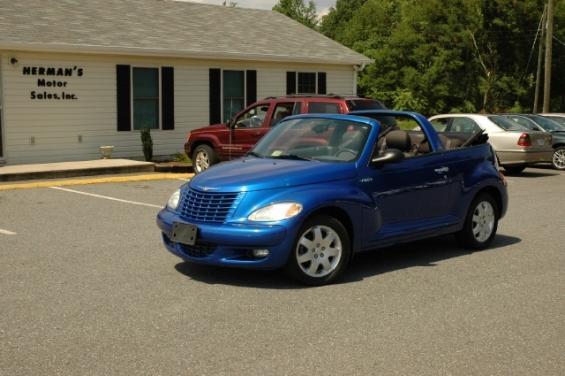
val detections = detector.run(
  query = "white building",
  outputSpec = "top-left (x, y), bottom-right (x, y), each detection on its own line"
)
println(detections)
top-left (0, 0), bottom-right (371, 165)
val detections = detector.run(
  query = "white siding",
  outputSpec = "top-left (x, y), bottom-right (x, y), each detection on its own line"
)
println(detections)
top-left (0, 52), bottom-right (355, 164)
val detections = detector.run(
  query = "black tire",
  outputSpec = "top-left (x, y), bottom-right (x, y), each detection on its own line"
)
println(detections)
top-left (456, 193), bottom-right (499, 250)
top-left (503, 165), bottom-right (526, 174)
top-left (192, 144), bottom-right (218, 174)
top-left (285, 215), bottom-right (351, 286)
top-left (551, 146), bottom-right (565, 170)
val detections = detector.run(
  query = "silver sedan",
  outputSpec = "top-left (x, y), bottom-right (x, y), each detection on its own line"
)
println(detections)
top-left (429, 114), bottom-right (553, 174)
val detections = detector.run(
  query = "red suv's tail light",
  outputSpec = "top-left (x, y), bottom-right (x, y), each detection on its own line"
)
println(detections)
top-left (517, 133), bottom-right (531, 147)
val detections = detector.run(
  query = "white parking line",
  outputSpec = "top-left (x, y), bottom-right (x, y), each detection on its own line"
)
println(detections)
top-left (50, 186), bottom-right (163, 209)
top-left (0, 228), bottom-right (17, 235)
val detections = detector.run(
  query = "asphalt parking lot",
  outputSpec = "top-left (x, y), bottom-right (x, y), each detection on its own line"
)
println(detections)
top-left (1, 168), bottom-right (564, 375)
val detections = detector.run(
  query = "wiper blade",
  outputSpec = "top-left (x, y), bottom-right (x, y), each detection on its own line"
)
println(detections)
top-left (246, 151), bottom-right (263, 158)
top-left (271, 154), bottom-right (312, 161)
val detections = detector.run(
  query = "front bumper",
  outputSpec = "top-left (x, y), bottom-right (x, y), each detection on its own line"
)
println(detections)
top-left (156, 208), bottom-right (292, 269)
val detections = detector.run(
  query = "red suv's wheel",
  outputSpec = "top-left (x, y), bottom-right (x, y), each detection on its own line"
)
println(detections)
top-left (192, 145), bottom-right (218, 174)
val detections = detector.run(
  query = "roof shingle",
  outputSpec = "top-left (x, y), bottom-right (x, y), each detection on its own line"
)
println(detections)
top-left (0, 0), bottom-right (371, 65)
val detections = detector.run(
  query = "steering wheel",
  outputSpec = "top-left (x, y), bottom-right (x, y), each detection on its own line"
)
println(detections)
top-left (334, 148), bottom-right (358, 161)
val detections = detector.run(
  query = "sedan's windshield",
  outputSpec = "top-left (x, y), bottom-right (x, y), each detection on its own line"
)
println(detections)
top-left (252, 118), bottom-right (371, 163)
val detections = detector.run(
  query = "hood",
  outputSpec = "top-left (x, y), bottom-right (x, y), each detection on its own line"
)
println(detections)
top-left (191, 123), bottom-right (227, 133)
top-left (190, 158), bottom-right (356, 192)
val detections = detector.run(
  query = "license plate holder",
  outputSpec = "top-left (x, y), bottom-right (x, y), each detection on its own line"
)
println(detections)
top-left (171, 222), bottom-right (198, 246)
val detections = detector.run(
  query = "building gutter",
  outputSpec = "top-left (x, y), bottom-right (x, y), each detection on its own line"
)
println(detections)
top-left (0, 42), bottom-right (373, 66)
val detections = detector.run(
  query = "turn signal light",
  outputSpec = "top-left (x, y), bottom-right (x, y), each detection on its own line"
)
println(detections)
top-left (517, 133), bottom-right (531, 147)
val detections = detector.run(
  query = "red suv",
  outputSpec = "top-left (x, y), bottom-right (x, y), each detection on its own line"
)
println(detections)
top-left (185, 95), bottom-right (386, 173)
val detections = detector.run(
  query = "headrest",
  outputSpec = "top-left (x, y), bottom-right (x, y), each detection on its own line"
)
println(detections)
top-left (386, 130), bottom-right (411, 152)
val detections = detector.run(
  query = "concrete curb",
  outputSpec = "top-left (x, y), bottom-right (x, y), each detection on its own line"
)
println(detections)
top-left (0, 173), bottom-right (194, 191)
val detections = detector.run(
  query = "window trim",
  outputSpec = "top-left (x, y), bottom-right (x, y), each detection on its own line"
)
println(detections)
top-left (221, 69), bottom-right (247, 123)
top-left (130, 66), bottom-right (162, 131)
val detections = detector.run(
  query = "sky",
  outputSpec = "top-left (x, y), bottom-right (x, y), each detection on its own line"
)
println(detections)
top-left (185, 0), bottom-right (336, 16)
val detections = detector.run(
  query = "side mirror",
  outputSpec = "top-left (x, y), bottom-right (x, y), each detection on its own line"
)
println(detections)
top-left (370, 148), bottom-right (404, 167)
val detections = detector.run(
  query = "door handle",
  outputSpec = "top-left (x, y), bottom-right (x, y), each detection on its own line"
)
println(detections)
top-left (434, 167), bottom-right (449, 174)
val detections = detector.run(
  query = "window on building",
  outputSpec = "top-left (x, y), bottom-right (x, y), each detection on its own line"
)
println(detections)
top-left (132, 67), bottom-right (160, 130)
top-left (286, 71), bottom-right (327, 95)
top-left (223, 70), bottom-right (245, 122)
top-left (298, 72), bottom-right (317, 94)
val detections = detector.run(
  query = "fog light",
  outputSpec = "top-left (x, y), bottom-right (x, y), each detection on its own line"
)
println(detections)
top-left (252, 249), bottom-right (270, 258)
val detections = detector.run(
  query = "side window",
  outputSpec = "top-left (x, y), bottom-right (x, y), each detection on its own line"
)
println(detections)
top-left (234, 105), bottom-right (269, 129)
top-left (270, 103), bottom-right (294, 127)
top-left (307, 102), bottom-right (340, 114)
top-left (430, 118), bottom-right (450, 132)
top-left (451, 117), bottom-right (481, 133)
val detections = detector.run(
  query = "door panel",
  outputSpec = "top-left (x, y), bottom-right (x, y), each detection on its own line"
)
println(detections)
top-left (359, 153), bottom-right (461, 245)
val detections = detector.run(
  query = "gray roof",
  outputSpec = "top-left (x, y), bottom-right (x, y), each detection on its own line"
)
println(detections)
top-left (0, 0), bottom-right (371, 65)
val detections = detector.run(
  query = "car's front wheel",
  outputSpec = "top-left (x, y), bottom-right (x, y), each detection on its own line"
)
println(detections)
top-left (285, 215), bottom-right (351, 285)
top-left (552, 146), bottom-right (565, 170)
top-left (456, 193), bottom-right (499, 250)
top-left (192, 144), bottom-right (218, 174)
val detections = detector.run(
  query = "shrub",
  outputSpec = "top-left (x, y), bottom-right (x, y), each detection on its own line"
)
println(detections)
top-left (140, 128), bottom-right (153, 161)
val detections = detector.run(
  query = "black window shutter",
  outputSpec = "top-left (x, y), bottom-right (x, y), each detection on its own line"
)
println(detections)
top-left (161, 67), bottom-right (174, 130)
top-left (286, 72), bottom-right (296, 95)
top-left (209, 68), bottom-right (222, 124)
top-left (246, 70), bottom-right (257, 106)
top-left (317, 72), bottom-right (327, 94)
top-left (116, 65), bottom-right (131, 131)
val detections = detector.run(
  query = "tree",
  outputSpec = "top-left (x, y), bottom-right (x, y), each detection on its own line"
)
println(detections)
top-left (273, 0), bottom-right (318, 29)
top-left (319, 0), bottom-right (564, 113)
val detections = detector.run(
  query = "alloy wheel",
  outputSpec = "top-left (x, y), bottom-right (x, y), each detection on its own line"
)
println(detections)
top-left (472, 201), bottom-right (495, 243)
top-left (295, 225), bottom-right (342, 278)
top-left (195, 151), bottom-right (209, 173)
top-left (553, 148), bottom-right (565, 170)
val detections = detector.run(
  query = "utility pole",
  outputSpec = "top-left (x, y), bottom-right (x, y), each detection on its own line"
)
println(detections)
top-left (533, 6), bottom-right (546, 113)
top-left (543, 0), bottom-right (554, 113)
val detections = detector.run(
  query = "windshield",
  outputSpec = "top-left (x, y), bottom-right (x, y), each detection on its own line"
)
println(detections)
top-left (346, 99), bottom-right (386, 111)
top-left (488, 115), bottom-right (529, 131)
top-left (252, 118), bottom-right (371, 163)
top-left (527, 115), bottom-right (565, 132)
top-left (544, 116), bottom-right (565, 127)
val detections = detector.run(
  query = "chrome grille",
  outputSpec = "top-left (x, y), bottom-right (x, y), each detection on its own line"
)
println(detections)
top-left (180, 188), bottom-right (241, 223)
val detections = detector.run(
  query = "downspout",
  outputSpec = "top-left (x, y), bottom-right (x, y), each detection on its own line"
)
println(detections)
top-left (353, 63), bottom-right (367, 95)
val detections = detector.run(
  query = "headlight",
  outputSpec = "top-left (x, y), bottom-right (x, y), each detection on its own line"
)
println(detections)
top-left (248, 202), bottom-right (302, 222)
top-left (167, 189), bottom-right (181, 210)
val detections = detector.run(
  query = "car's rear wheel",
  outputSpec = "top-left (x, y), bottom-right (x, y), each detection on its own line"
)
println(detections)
top-left (192, 144), bottom-right (218, 174)
top-left (552, 146), bottom-right (565, 170)
top-left (503, 164), bottom-right (526, 174)
top-left (456, 193), bottom-right (499, 250)
top-left (285, 215), bottom-right (351, 286)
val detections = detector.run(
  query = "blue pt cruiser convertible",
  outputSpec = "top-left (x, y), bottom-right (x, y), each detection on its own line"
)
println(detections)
top-left (157, 111), bottom-right (508, 285)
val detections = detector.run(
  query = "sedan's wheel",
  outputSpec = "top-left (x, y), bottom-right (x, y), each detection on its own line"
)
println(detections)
top-left (552, 146), bottom-right (565, 170)
top-left (286, 215), bottom-right (351, 285)
top-left (456, 193), bottom-right (499, 250)
top-left (192, 145), bottom-right (218, 174)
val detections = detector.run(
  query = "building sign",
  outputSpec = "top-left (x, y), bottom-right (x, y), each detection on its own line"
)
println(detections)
top-left (23, 66), bottom-right (84, 101)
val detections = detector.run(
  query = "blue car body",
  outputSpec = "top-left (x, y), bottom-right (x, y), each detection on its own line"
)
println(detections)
top-left (157, 111), bottom-right (508, 270)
